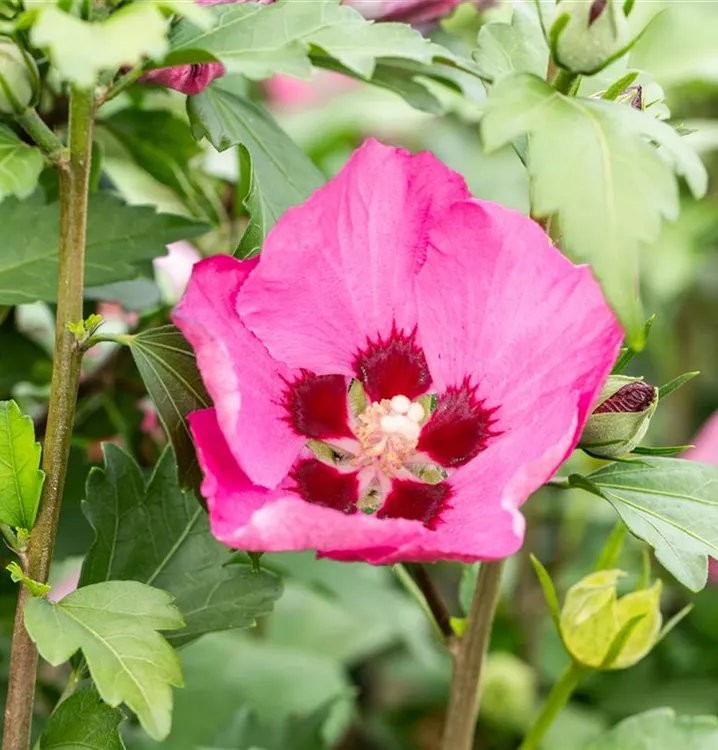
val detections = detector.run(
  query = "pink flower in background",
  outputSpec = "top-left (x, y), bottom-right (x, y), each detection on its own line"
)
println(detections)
top-left (686, 411), bottom-right (718, 580)
top-left (346, 0), bottom-right (479, 23)
top-left (153, 242), bottom-right (201, 303)
top-left (174, 140), bottom-right (621, 563)
top-left (141, 0), bottom-right (274, 95)
top-left (264, 71), bottom-right (357, 110)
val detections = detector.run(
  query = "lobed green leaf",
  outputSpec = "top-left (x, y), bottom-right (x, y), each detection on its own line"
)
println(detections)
top-left (81, 445), bottom-right (283, 647)
top-left (25, 581), bottom-right (184, 740)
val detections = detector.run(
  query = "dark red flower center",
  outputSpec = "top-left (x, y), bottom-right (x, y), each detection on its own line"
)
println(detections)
top-left (281, 328), bottom-right (499, 530)
top-left (418, 382), bottom-right (499, 468)
top-left (377, 479), bottom-right (451, 530)
top-left (290, 458), bottom-right (358, 515)
top-left (283, 371), bottom-right (352, 440)
top-left (354, 327), bottom-right (432, 402)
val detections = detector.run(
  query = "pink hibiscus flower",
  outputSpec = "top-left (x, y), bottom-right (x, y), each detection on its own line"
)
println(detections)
top-left (143, 0), bottom-right (485, 96)
top-left (174, 140), bottom-right (622, 563)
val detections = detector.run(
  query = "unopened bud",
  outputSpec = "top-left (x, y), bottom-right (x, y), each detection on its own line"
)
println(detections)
top-left (479, 652), bottom-right (536, 732)
top-left (0, 37), bottom-right (38, 116)
top-left (580, 375), bottom-right (658, 458)
top-left (550, 0), bottom-right (631, 75)
top-left (560, 570), bottom-right (662, 670)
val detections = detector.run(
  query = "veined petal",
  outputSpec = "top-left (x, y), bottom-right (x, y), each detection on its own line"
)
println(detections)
top-left (173, 255), bottom-right (304, 488)
top-left (190, 409), bottom-right (425, 556)
top-left (417, 200), bottom-right (622, 471)
top-left (237, 139), bottom-right (469, 376)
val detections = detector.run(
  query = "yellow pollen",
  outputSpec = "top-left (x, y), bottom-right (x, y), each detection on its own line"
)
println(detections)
top-left (354, 396), bottom-right (423, 474)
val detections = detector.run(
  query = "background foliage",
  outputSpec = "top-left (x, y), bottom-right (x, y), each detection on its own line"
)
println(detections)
top-left (2, 0), bottom-right (718, 748)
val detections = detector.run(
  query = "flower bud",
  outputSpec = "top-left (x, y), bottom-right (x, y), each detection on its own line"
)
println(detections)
top-left (0, 38), bottom-right (39, 116)
top-left (579, 375), bottom-right (658, 458)
top-left (549, 0), bottom-right (632, 75)
top-left (479, 652), bottom-right (536, 732)
top-left (560, 570), bottom-right (662, 670)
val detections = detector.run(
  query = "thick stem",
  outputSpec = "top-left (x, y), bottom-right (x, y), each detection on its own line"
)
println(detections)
top-left (440, 560), bottom-right (505, 750)
top-left (14, 108), bottom-right (66, 163)
top-left (518, 662), bottom-right (585, 750)
top-left (2, 85), bottom-right (95, 750)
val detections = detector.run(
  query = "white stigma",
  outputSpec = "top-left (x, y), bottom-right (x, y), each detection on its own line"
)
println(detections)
top-left (379, 395), bottom-right (425, 443)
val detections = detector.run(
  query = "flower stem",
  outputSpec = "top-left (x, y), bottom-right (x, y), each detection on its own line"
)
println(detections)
top-left (14, 108), bottom-right (66, 164)
top-left (518, 661), bottom-right (585, 750)
top-left (440, 559), bottom-right (505, 750)
top-left (2, 85), bottom-right (95, 750)
top-left (394, 563), bottom-right (454, 640)
top-left (551, 68), bottom-right (581, 96)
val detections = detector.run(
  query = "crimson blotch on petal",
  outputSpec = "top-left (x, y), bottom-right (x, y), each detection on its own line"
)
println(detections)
top-left (174, 139), bottom-right (622, 563)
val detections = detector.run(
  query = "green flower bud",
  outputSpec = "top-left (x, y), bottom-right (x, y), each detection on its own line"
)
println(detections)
top-left (0, 37), bottom-right (39, 116)
top-left (549, 0), bottom-right (632, 75)
top-left (560, 570), bottom-right (662, 670)
top-left (479, 652), bottom-right (536, 733)
top-left (579, 375), bottom-right (658, 458)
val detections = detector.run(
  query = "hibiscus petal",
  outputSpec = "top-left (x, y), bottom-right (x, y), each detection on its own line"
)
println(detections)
top-left (417, 199), bottom-right (622, 468)
top-left (190, 408), bottom-right (425, 556)
top-left (237, 139), bottom-right (470, 376)
top-left (173, 255), bottom-right (304, 488)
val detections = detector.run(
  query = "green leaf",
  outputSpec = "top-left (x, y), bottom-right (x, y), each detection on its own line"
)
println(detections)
top-left (6, 561), bottom-right (51, 597)
top-left (481, 73), bottom-right (708, 345)
top-left (126, 325), bottom-right (210, 489)
top-left (0, 399), bottom-right (44, 529)
top-left (188, 77), bottom-right (324, 231)
top-left (167, 0), bottom-right (437, 81)
top-left (99, 109), bottom-right (220, 223)
top-left (582, 458), bottom-right (718, 592)
top-left (630, 4), bottom-right (718, 87)
top-left (210, 702), bottom-right (335, 750)
top-left (81, 445), bottom-right (282, 647)
top-left (235, 145), bottom-right (267, 259)
top-left (0, 125), bottom-right (43, 202)
top-left (530, 554), bottom-right (561, 628)
top-left (160, 631), bottom-right (352, 748)
top-left (39, 686), bottom-right (126, 750)
top-left (31, 4), bottom-right (168, 87)
top-left (473, 3), bottom-right (548, 83)
top-left (313, 54), bottom-right (486, 118)
top-left (585, 708), bottom-right (718, 749)
top-left (0, 193), bottom-right (206, 305)
top-left (631, 445), bottom-right (692, 457)
top-left (658, 371), bottom-right (700, 400)
top-left (24, 580), bottom-right (184, 740)
top-left (611, 316), bottom-right (655, 373)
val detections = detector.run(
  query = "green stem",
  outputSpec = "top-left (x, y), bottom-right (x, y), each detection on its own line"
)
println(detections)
top-left (393, 563), bottom-right (453, 641)
top-left (100, 64), bottom-right (145, 104)
top-left (2, 85), bottom-right (95, 750)
top-left (440, 560), bottom-right (505, 750)
top-left (546, 476), bottom-right (571, 490)
top-left (14, 108), bottom-right (66, 163)
top-left (518, 662), bottom-right (585, 750)
top-left (551, 68), bottom-right (580, 96)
